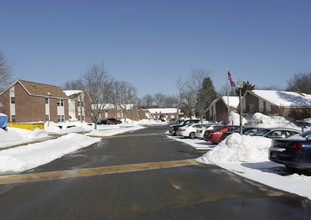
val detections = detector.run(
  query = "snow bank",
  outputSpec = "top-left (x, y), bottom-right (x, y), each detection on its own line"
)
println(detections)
top-left (45, 121), bottom-right (93, 135)
top-left (0, 133), bottom-right (100, 173)
top-left (203, 133), bottom-right (271, 163)
top-left (197, 133), bottom-right (272, 164)
top-left (0, 128), bottom-right (24, 144)
top-left (246, 112), bottom-right (298, 128)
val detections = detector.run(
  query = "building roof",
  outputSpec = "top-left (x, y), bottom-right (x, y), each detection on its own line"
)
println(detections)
top-left (222, 96), bottom-right (240, 108)
top-left (64, 90), bottom-right (83, 100)
top-left (205, 96), bottom-right (239, 113)
top-left (248, 90), bottom-right (311, 107)
top-left (18, 80), bottom-right (68, 99)
top-left (147, 108), bottom-right (179, 114)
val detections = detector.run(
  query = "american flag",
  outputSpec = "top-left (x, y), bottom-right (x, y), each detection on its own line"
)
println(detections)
top-left (227, 71), bottom-right (235, 88)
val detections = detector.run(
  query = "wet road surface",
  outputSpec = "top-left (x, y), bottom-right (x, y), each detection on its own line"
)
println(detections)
top-left (0, 125), bottom-right (310, 219)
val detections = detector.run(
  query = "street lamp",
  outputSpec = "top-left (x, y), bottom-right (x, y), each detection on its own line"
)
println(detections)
top-left (237, 79), bottom-right (243, 135)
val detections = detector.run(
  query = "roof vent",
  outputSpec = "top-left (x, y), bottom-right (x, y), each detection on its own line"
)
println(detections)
top-left (47, 92), bottom-right (51, 96)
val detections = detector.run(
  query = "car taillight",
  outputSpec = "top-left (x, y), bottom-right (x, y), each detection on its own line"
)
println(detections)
top-left (288, 143), bottom-right (303, 152)
top-left (200, 130), bottom-right (203, 133)
top-left (181, 129), bottom-right (186, 131)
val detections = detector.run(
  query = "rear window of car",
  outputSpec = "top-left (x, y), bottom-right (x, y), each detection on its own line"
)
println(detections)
top-left (252, 129), bottom-right (271, 136)
top-left (210, 125), bottom-right (226, 131)
top-left (299, 130), bottom-right (311, 140)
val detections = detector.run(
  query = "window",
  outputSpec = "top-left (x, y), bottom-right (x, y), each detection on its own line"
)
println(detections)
top-left (10, 97), bottom-right (15, 104)
top-left (57, 99), bottom-right (64, 107)
top-left (58, 115), bottom-right (65, 122)
top-left (11, 115), bottom-right (16, 122)
top-left (77, 101), bottom-right (80, 107)
top-left (46, 115), bottom-right (50, 121)
top-left (45, 98), bottom-right (49, 104)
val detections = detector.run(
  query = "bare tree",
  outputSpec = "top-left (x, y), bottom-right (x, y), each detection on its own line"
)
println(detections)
top-left (163, 95), bottom-right (179, 108)
top-left (176, 68), bottom-right (211, 118)
top-left (116, 81), bottom-right (137, 122)
top-left (154, 93), bottom-right (166, 107)
top-left (287, 72), bottom-right (311, 94)
top-left (80, 63), bottom-right (114, 129)
top-left (61, 79), bottom-right (84, 90)
top-left (0, 51), bottom-right (13, 91)
top-left (139, 94), bottom-right (155, 108)
top-left (176, 77), bottom-right (197, 118)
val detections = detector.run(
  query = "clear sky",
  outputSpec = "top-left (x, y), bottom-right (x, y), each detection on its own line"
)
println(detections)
top-left (1, 0), bottom-right (311, 97)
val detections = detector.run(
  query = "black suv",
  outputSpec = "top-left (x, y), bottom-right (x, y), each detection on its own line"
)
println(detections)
top-left (169, 119), bottom-right (200, 135)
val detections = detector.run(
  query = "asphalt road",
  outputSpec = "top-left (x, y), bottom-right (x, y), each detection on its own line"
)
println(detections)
top-left (0, 125), bottom-right (311, 219)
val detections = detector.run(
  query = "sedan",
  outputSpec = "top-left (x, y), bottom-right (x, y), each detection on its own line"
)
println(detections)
top-left (220, 127), bottom-right (263, 142)
top-left (203, 125), bottom-right (240, 144)
top-left (269, 130), bottom-right (311, 170)
top-left (195, 124), bottom-right (217, 139)
top-left (251, 127), bottom-right (301, 139)
top-left (176, 123), bottom-right (211, 139)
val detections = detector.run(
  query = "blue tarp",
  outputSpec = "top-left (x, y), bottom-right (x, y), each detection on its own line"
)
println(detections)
top-left (0, 114), bottom-right (8, 130)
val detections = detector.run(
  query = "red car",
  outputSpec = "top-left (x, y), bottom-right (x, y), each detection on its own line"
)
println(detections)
top-left (203, 125), bottom-right (239, 144)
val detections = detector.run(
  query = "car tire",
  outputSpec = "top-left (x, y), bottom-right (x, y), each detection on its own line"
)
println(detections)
top-left (189, 132), bottom-right (195, 139)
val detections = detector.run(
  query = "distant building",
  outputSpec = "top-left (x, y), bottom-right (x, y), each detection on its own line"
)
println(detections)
top-left (0, 80), bottom-right (69, 123)
top-left (205, 96), bottom-right (239, 122)
top-left (120, 104), bottom-right (139, 121)
top-left (147, 108), bottom-right (182, 120)
top-left (64, 90), bottom-right (92, 123)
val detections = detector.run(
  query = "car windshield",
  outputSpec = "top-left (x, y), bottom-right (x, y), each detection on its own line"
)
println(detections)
top-left (252, 129), bottom-right (271, 136)
top-left (210, 125), bottom-right (226, 131)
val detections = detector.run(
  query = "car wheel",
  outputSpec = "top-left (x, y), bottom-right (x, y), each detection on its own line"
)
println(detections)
top-left (189, 132), bottom-right (195, 139)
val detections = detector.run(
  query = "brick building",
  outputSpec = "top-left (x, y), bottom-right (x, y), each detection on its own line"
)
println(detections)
top-left (205, 96), bottom-right (239, 122)
top-left (147, 108), bottom-right (182, 120)
top-left (100, 103), bottom-right (121, 120)
top-left (0, 80), bottom-right (69, 123)
top-left (120, 104), bottom-right (139, 121)
top-left (241, 90), bottom-right (311, 117)
top-left (64, 90), bottom-right (92, 123)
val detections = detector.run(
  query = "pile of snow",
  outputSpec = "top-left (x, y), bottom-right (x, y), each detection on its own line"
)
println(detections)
top-left (199, 133), bottom-right (272, 163)
top-left (0, 133), bottom-right (100, 173)
top-left (0, 128), bottom-right (24, 144)
top-left (45, 121), bottom-right (93, 135)
top-left (245, 112), bottom-right (298, 128)
top-left (228, 111), bottom-right (299, 129)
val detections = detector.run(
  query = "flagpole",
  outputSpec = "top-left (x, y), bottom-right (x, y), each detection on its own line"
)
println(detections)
top-left (226, 67), bottom-right (230, 120)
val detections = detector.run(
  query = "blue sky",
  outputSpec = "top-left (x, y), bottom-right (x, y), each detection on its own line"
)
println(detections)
top-left (1, 0), bottom-right (311, 97)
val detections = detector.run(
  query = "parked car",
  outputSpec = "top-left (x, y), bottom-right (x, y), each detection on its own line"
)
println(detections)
top-left (195, 124), bottom-right (217, 139)
top-left (98, 118), bottom-right (122, 125)
top-left (251, 127), bottom-right (301, 139)
top-left (269, 130), bottom-right (311, 170)
top-left (203, 125), bottom-right (240, 144)
top-left (169, 119), bottom-right (200, 135)
top-left (220, 126), bottom-right (263, 142)
top-left (176, 123), bottom-right (210, 139)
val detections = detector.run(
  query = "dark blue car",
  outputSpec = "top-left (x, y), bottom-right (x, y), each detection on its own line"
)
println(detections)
top-left (269, 130), bottom-right (311, 170)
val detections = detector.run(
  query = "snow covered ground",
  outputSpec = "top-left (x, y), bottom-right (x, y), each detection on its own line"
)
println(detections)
top-left (1, 113), bottom-right (311, 201)
top-left (167, 112), bottom-right (311, 200)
